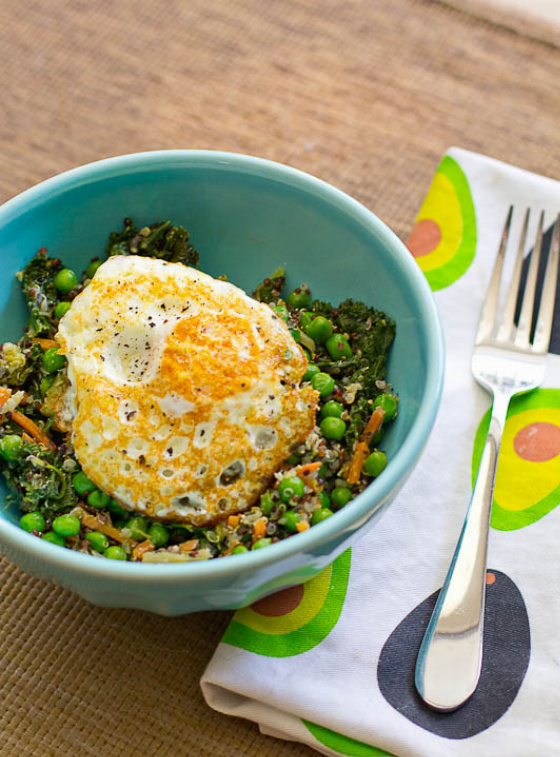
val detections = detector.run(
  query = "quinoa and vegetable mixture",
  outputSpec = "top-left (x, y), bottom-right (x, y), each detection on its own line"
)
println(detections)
top-left (0, 219), bottom-right (397, 562)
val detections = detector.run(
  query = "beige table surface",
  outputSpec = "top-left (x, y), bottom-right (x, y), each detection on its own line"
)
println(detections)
top-left (1, 1), bottom-right (560, 756)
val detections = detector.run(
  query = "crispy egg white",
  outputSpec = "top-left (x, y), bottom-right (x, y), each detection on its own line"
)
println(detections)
top-left (56, 255), bottom-right (318, 525)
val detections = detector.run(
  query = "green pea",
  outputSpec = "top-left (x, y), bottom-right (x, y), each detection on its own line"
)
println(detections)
top-left (279, 510), bottom-right (300, 533)
top-left (300, 312), bottom-right (314, 331)
top-left (232, 544), bottom-right (249, 554)
top-left (311, 372), bottom-right (335, 397)
top-left (85, 259), bottom-right (103, 278)
top-left (252, 537), bottom-right (272, 550)
top-left (53, 268), bottom-right (78, 293)
top-left (20, 512), bottom-right (46, 533)
top-left (272, 303), bottom-right (289, 320)
top-left (325, 333), bottom-right (353, 360)
top-left (126, 516), bottom-right (149, 540)
top-left (40, 375), bottom-right (56, 394)
top-left (113, 518), bottom-right (130, 530)
top-left (85, 531), bottom-right (110, 553)
top-left (52, 514), bottom-right (81, 537)
top-left (311, 508), bottom-right (334, 525)
top-left (320, 400), bottom-right (343, 419)
top-left (319, 491), bottom-right (331, 508)
top-left (104, 545), bottom-right (127, 560)
top-left (320, 416), bottom-right (347, 441)
top-left (54, 301), bottom-right (72, 319)
top-left (373, 393), bottom-right (398, 420)
top-left (148, 522), bottom-right (169, 548)
top-left (289, 329), bottom-right (302, 344)
top-left (73, 471), bottom-right (97, 496)
top-left (42, 347), bottom-right (66, 374)
top-left (278, 476), bottom-right (305, 503)
top-left (304, 316), bottom-right (333, 344)
top-left (0, 434), bottom-right (23, 461)
top-left (87, 490), bottom-right (111, 509)
top-left (107, 498), bottom-right (128, 517)
top-left (363, 450), bottom-right (388, 477)
top-left (331, 487), bottom-right (353, 508)
top-left (303, 363), bottom-right (321, 382)
top-left (260, 491), bottom-right (275, 515)
top-left (284, 453), bottom-right (300, 466)
top-left (286, 288), bottom-right (310, 309)
top-left (42, 531), bottom-right (66, 547)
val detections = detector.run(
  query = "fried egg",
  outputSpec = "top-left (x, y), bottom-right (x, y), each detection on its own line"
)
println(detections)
top-left (56, 255), bottom-right (318, 525)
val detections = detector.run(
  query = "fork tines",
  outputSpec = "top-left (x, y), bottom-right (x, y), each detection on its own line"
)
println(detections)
top-left (476, 207), bottom-right (560, 353)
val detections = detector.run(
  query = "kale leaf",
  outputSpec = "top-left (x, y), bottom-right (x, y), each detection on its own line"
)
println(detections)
top-left (338, 300), bottom-right (395, 444)
top-left (310, 299), bottom-right (335, 319)
top-left (2, 441), bottom-right (79, 516)
top-left (105, 219), bottom-right (199, 267)
top-left (337, 299), bottom-right (396, 388)
top-left (252, 268), bottom-right (286, 303)
top-left (18, 250), bottom-right (64, 337)
top-left (311, 298), bottom-right (396, 445)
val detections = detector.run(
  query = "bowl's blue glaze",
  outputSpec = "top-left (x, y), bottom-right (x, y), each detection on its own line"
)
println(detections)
top-left (0, 151), bottom-right (444, 614)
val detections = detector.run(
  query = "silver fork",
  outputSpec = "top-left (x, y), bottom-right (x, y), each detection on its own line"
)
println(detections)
top-left (415, 207), bottom-right (560, 712)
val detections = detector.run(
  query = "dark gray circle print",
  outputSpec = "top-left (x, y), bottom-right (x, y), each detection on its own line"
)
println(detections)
top-left (377, 570), bottom-right (531, 739)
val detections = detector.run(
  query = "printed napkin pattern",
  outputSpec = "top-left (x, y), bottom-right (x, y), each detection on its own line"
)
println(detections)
top-left (201, 148), bottom-right (560, 757)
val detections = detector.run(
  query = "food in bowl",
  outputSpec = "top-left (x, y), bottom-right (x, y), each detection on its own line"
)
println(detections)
top-left (0, 217), bottom-right (398, 562)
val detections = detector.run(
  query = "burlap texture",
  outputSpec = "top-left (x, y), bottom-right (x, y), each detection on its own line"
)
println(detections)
top-left (1, 1), bottom-right (560, 755)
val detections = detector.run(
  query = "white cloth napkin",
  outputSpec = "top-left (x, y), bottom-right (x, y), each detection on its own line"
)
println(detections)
top-left (201, 148), bottom-right (560, 757)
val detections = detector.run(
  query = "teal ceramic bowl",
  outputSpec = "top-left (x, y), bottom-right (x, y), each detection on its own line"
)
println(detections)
top-left (0, 151), bottom-right (444, 614)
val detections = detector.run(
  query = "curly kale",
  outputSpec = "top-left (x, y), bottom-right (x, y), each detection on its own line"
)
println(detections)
top-left (252, 268), bottom-right (286, 303)
top-left (337, 299), bottom-right (395, 386)
top-left (311, 298), bottom-right (396, 445)
top-left (309, 299), bottom-right (335, 320)
top-left (105, 219), bottom-right (199, 267)
top-left (310, 299), bottom-right (395, 383)
top-left (17, 250), bottom-right (65, 337)
top-left (339, 301), bottom-right (395, 444)
top-left (2, 441), bottom-right (79, 516)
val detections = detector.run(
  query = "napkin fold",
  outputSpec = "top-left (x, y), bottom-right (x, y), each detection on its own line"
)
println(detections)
top-left (201, 148), bottom-right (560, 757)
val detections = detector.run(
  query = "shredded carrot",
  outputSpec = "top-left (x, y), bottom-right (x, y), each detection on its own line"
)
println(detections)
top-left (132, 539), bottom-right (155, 560)
top-left (33, 338), bottom-right (58, 351)
top-left (21, 432), bottom-right (34, 444)
top-left (253, 518), bottom-right (267, 540)
top-left (0, 387), bottom-right (11, 410)
top-left (290, 462), bottom-right (323, 493)
top-left (227, 514), bottom-right (240, 528)
top-left (80, 512), bottom-right (137, 546)
top-left (347, 442), bottom-right (370, 485)
top-left (178, 539), bottom-right (199, 553)
top-left (296, 520), bottom-right (310, 533)
top-left (361, 406), bottom-right (386, 445)
top-left (347, 406), bottom-right (386, 485)
top-left (295, 462), bottom-right (322, 478)
top-left (10, 410), bottom-right (56, 451)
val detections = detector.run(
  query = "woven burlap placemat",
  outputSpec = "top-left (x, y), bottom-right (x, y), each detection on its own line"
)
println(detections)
top-left (1, 1), bottom-right (560, 755)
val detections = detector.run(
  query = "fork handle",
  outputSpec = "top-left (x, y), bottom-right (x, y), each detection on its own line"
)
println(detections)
top-left (414, 392), bottom-right (510, 711)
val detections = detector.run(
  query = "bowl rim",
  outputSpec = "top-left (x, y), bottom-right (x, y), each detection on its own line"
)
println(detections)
top-left (0, 149), bottom-right (445, 582)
